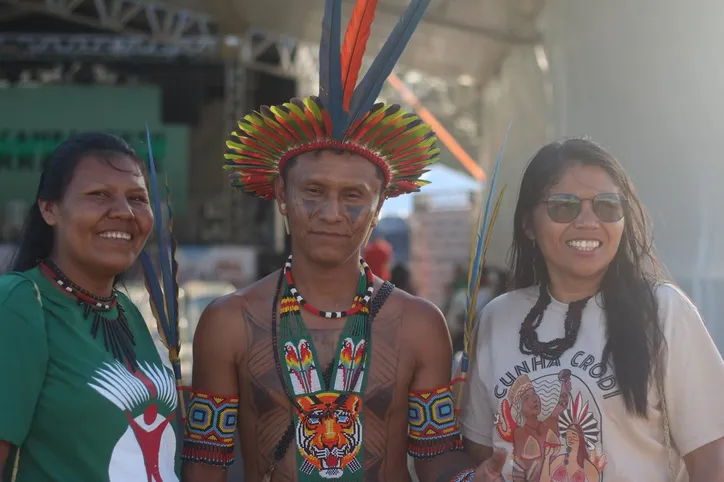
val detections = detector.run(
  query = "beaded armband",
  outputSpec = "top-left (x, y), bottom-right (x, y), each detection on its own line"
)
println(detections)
top-left (182, 390), bottom-right (239, 468)
top-left (407, 385), bottom-right (464, 459)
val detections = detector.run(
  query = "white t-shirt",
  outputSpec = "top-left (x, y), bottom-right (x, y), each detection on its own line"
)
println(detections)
top-left (460, 283), bottom-right (724, 482)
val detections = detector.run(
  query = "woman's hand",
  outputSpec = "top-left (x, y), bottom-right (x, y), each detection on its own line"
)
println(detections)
top-left (473, 449), bottom-right (507, 482)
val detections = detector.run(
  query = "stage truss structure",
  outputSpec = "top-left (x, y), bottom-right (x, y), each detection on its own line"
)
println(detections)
top-left (0, 0), bottom-right (485, 243)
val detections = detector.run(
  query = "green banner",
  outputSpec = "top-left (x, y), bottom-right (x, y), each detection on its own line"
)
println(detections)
top-left (0, 86), bottom-right (188, 217)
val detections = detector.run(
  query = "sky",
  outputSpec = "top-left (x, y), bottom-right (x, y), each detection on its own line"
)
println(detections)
top-left (380, 163), bottom-right (483, 218)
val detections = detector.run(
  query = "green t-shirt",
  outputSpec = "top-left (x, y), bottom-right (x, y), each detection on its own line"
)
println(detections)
top-left (0, 267), bottom-right (181, 481)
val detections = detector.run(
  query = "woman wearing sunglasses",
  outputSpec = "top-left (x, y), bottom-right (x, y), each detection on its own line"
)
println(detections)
top-left (460, 138), bottom-right (724, 481)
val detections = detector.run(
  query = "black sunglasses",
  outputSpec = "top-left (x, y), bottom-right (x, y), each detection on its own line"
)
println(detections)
top-left (542, 193), bottom-right (627, 223)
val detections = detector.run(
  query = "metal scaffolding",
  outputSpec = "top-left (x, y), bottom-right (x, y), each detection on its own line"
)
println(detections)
top-left (0, 12), bottom-right (485, 243)
top-left (0, 0), bottom-right (217, 42)
top-left (233, 29), bottom-right (484, 177)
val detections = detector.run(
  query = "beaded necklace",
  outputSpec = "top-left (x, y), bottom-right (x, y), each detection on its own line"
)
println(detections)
top-left (519, 283), bottom-right (592, 361)
top-left (39, 259), bottom-right (137, 370)
top-left (284, 255), bottom-right (374, 318)
top-left (270, 255), bottom-right (373, 482)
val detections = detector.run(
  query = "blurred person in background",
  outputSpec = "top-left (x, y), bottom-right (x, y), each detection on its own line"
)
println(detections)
top-left (461, 138), bottom-right (724, 481)
top-left (446, 267), bottom-right (496, 354)
top-left (0, 133), bottom-right (180, 481)
top-left (442, 263), bottom-right (469, 315)
top-left (493, 268), bottom-right (508, 298)
top-left (391, 262), bottom-right (416, 295)
top-left (180, 0), bottom-right (506, 480)
top-left (363, 230), bottom-right (393, 281)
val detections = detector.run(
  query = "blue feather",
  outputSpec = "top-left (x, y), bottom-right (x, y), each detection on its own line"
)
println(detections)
top-left (165, 177), bottom-right (180, 349)
top-left (465, 121), bottom-right (511, 326)
top-left (481, 122), bottom-right (511, 248)
top-left (348, 0), bottom-right (430, 125)
top-left (139, 251), bottom-right (170, 337)
top-left (143, 125), bottom-right (178, 349)
top-left (319, 0), bottom-right (346, 138)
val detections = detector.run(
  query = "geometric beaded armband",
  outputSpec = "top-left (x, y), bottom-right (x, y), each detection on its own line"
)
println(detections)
top-left (407, 385), bottom-right (464, 459)
top-left (181, 390), bottom-right (239, 468)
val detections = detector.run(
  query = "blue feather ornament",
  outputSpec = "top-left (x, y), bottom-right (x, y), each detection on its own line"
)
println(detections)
top-left (452, 121), bottom-right (511, 412)
top-left (348, 0), bottom-right (431, 126)
top-left (319, 0), bottom-right (347, 138)
top-left (138, 124), bottom-right (185, 419)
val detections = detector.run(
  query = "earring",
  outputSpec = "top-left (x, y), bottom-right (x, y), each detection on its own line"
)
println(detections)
top-left (532, 239), bottom-right (536, 249)
top-left (279, 202), bottom-right (290, 235)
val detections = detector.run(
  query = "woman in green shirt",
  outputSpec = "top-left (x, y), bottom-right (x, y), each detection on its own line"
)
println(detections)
top-left (0, 132), bottom-right (180, 481)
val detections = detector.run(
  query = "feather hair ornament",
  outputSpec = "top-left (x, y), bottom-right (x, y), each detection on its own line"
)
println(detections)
top-left (224, 0), bottom-right (437, 200)
top-left (138, 124), bottom-right (185, 420)
top-left (452, 122), bottom-right (511, 413)
top-left (341, 0), bottom-right (378, 111)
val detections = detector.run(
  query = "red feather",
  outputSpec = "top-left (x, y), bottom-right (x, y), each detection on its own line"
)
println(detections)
top-left (341, 0), bottom-right (378, 112)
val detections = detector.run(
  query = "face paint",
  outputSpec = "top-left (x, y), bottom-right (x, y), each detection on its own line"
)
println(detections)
top-left (344, 204), bottom-right (364, 224)
top-left (303, 199), bottom-right (320, 215)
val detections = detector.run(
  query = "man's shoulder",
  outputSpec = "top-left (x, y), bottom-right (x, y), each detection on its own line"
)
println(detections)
top-left (196, 270), bottom-right (280, 338)
top-left (393, 288), bottom-right (444, 322)
top-left (392, 289), bottom-right (449, 347)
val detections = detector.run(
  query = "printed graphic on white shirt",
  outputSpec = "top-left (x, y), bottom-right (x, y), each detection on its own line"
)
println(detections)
top-left (88, 360), bottom-right (179, 482)
top-left (493, 365), bottom-right (607, 482)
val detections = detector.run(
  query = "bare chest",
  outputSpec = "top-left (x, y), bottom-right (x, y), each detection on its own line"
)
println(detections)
top-left (241, 313), bottom-right (409, 480)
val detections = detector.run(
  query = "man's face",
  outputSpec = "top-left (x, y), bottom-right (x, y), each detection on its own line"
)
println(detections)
top-left (276, 151), bottom-right (384, 267)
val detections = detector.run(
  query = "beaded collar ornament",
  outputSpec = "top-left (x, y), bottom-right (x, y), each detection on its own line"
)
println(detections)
top-left (39, 259), bottom-right (137, 369)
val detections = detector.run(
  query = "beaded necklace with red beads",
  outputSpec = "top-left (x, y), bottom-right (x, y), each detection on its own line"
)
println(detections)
top-left (39, 259), bottom-right (137, 369)
top-left (272, 255), bottom-right (375, 481)
top-left (283, 255), bottom-right (374, 318)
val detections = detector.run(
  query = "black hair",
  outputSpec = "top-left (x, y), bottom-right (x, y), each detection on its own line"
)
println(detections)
top-left (11, 132), bottom-right (144, 279)
top-left (508, 137), bottom-right (665, 417)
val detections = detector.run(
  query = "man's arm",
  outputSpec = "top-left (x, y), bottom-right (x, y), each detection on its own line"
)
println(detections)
top-left (684, 437), bottom-right (724, 482)
top-left (403, 297), bottom-right (494, 482)
top-left (181, 294), bottom-right (247, 482)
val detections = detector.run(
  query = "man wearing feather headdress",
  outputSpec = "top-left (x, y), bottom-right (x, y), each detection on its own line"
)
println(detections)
top-left (179, 1), bottom-right (505, 481)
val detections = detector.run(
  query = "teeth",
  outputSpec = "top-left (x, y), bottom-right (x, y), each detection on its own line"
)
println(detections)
top-left (100, 231), bottom-right (132, 241)
top-left (567, 240), bottom-right (600, 251)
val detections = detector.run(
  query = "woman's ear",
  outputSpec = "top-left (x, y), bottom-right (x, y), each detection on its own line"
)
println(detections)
top-left (523, 214), bottom-right (535, 242)
top-left (38, 200), bottom-right (58, 226)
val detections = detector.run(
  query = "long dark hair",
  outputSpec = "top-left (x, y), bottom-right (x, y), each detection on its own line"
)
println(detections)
top-left (508, 137), bottom-right (664, 417)
top-left (11, 132), bottom-right (142, 278)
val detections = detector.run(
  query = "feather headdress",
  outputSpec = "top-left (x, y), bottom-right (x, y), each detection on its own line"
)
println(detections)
top-left (452, 123), bottom-right (511, 413)
top-left (138, 125), bottom-right (185, 419)
top-left (224, 0), bottom-right (437, 199)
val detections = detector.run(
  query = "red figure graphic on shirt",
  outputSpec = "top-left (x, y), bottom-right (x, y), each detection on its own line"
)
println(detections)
top-left (89, 361), bottom-right (179, 482)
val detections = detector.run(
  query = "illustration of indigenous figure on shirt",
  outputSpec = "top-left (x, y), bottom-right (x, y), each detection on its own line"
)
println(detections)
top-left (88, 360), bottom-right (179, 482)
top-left (495, 369), bottom-right (606, 481)
top-left (539, 393), bottom-right (604, 482)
